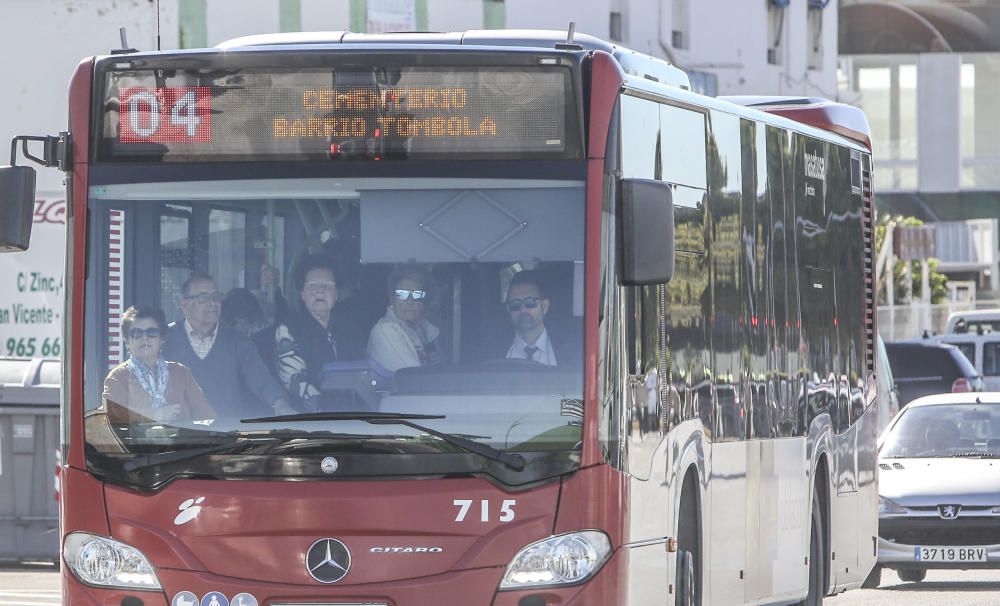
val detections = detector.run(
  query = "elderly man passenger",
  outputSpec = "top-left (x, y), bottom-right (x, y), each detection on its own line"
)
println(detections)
top-left (164, 272), bottom-right (293, 419)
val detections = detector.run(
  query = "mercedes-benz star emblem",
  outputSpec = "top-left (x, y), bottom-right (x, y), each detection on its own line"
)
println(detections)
top-left (320, 456), bottom-right (339, 475)
top-left (306, 538), bottom-right (352, 583)
top-left (939, 504), bottom-right (961, 520)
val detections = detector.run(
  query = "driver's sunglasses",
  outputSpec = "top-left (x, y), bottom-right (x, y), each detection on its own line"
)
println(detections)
top-left (183, 292), bottom-right (223, 304)
top-left (394, 289), bottom-right (427, 301)
top-left (507, 297), bottom-right (542, 312)
top-left (127, 328), bottom-right (161, 339)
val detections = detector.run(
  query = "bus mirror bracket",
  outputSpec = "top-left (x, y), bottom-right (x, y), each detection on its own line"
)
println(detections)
top-left (619, 178), bottom-right (674, 285)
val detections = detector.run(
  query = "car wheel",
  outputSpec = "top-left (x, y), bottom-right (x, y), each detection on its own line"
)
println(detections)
top-left (861, 564), bottom-right (881, 589)
top-left (897, 568), bottom-right (926, 583)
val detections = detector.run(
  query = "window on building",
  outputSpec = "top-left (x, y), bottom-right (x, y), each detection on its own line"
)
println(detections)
top-left (840, 58), bottom-right (918, 191)
top-left (807, 5), bottom-right (823, 70)
top-left (610, 11), bottom-right (623, 42)
top-left (672, 0), bottom-right (689, 49)
top-left (767, 2), bottom-right (787, 65)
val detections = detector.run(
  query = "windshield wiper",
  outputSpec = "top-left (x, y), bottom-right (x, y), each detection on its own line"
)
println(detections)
top-left (241, 411), bottom-right (527, 471)
top-left (123, 438), bottom-right (278, 472)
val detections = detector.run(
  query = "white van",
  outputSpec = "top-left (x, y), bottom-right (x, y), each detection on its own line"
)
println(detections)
top-left (924, 332), bottom-right (1000, 391)
top-left (944, 309), bottom-right (1000, 334)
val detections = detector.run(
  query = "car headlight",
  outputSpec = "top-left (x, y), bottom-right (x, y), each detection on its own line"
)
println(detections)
top-left (499, 531), bottom-right (612, 590)
top-left (879, 496), bottom-right (908, 515)
top-left (63, 532), bottom-right (161, 590)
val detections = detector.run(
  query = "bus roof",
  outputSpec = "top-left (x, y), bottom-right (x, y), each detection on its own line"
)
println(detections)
top-left (721, 96), bottom-right (873, 151)
top-left (214, 29), bottom-right (691, 90)
top-left (106, 29), bottom-right (867, 153)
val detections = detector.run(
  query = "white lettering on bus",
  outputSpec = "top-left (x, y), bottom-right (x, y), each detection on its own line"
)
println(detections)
top-left (804, 152), bottom-right (826, 183)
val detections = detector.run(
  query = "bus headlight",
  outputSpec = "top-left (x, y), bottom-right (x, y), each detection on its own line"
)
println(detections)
top-left (64, 533), bottom-right (161, 590)
top-left (878, 496), bottom-right (908, 515)
top-left (499, 531), bottom-right (612, 590)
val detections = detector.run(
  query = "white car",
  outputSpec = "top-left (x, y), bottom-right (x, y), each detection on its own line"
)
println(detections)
top-left (867, 392), bottom-right (1000, 588)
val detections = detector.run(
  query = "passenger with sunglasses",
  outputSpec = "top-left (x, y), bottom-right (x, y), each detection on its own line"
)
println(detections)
top-left (368, 266), bottom-right (443, 373)
top-left (102, 305), bottom-right (215, 424)
top-left (504, 270), bottom-right (559, 366)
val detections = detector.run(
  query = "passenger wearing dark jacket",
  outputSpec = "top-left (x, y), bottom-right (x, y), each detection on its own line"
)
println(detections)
top-left (274, 255), bottom-right (360, 411)
top-left (164, 272), bottom-right (293, 420)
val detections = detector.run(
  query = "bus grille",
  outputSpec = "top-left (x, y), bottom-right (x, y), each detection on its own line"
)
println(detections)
top-left (861, 155), bottom-right (875, 376)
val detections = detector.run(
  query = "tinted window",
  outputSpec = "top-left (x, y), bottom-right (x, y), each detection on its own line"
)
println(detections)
top-left (984, 343), bottom-right (1000, 376)
top-left (885, 344), bottom-right (961, 378)
top-left (943, 341), bottom-right (976, 365)
top-left (949, 347), bottom-right (979, 377)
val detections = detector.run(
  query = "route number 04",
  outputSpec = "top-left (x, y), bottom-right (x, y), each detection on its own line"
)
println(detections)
top-left (453, 499), bottom-right (516, 523)
top-left (119, 86), bottom-right (210, 143)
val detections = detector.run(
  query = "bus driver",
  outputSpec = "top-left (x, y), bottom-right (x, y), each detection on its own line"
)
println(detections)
top-left (503, 270), bottom-right (566, 366)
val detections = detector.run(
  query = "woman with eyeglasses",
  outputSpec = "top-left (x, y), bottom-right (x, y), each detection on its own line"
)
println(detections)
top-left (274, 254), bottom-right (354, 410)
top-left (102, 305), bottom-right (215, 424)
top-left (368, 266), bottom-right (444, 373)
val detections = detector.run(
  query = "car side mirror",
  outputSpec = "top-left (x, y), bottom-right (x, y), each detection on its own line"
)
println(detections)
top-left (0, 165), bottom-right (36, 252)
top-left (618, 178), bottom-right (673, 285)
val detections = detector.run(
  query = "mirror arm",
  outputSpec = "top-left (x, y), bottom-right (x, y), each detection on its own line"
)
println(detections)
top-left (11, 134), bottom-right (70, 171)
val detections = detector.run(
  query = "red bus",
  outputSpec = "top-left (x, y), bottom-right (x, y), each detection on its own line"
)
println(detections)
top-left (0, 29), bottom-right (877, 606)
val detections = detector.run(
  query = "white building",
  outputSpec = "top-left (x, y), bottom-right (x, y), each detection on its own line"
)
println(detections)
top-left (2, 0), bottom-right (841, 193)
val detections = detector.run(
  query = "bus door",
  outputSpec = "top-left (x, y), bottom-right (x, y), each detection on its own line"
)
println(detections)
top-left (705, 110), bottom-right (746, 605)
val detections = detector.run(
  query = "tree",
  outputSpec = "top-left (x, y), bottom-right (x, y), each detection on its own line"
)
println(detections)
top-left (875, 215), bottom-right (947, 305)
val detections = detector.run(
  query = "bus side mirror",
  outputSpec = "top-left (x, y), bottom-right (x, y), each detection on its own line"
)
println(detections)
top-left (0, 165), bottom-right (36, 252)
top-left (619, 178), bottom-right (673, 285)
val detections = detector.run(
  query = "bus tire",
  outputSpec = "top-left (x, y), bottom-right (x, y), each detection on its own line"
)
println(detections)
top-left (861, 564), bottom-right (881, 589)
top-left (675, 479), bottom-right (700, 606)
top-left (675, 549), bottom-right (696, 606)
top-left (800, 487), bottom-right (826, 606)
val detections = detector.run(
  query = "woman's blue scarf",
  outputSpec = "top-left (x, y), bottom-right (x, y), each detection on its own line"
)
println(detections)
top-left (126, 355), bottom-right (170, 409)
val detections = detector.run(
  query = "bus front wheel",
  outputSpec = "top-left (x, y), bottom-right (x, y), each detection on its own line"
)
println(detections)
top-left (675, 483), bottom-right (700, 606)
top-left (675, 550), bottom-right (696, 606)
top-left (799, 488), bottom-right (826, 606)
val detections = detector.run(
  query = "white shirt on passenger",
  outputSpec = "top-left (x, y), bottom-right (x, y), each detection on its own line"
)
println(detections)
top-left (506, 329), bottom-right (557, 366)
top-left (185, 319), bottom-right (217, 360)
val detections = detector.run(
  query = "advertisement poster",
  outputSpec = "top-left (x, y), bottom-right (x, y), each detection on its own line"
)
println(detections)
top-left (0, 197), bottom-right (65, 359)
top-left (367, 0), bottom-right (416, 33)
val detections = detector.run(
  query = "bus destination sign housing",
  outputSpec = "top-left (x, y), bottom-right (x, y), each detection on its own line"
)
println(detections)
top-left (98, 56), bottom-right (581, 162)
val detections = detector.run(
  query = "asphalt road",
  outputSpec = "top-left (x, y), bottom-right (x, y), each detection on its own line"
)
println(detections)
top-left (830, 569), bottom-right (1000, 606)
top-left (3, 566), bottom-right (1000, 605)
top-left (0, 567), bottom-right (60, 606)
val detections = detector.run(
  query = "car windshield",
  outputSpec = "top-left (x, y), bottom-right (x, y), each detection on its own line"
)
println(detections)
top-left (82, 173), bottom-right (585, 486)
top-left (881, 402), bottom-right (1000, 458)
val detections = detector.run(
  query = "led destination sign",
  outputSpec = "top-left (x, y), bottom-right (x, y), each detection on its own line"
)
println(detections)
top-left (102, 64), bottom-right (578, 161)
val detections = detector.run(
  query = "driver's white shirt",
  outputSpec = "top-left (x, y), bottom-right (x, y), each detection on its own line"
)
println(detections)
top-left (506, 329), bottom-right (557, 366)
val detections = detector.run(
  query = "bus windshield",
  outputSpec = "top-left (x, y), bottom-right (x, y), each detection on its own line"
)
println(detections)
top-left (82, 175), bottom-right (585, 488)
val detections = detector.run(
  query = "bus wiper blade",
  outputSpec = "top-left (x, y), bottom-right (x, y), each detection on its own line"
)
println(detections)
top-left (240, 411), bottom-right (526, 471)
top-left (123, 438), bottom-right (278, 472)
top-left (240, 411), bottom-right (446, 423)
